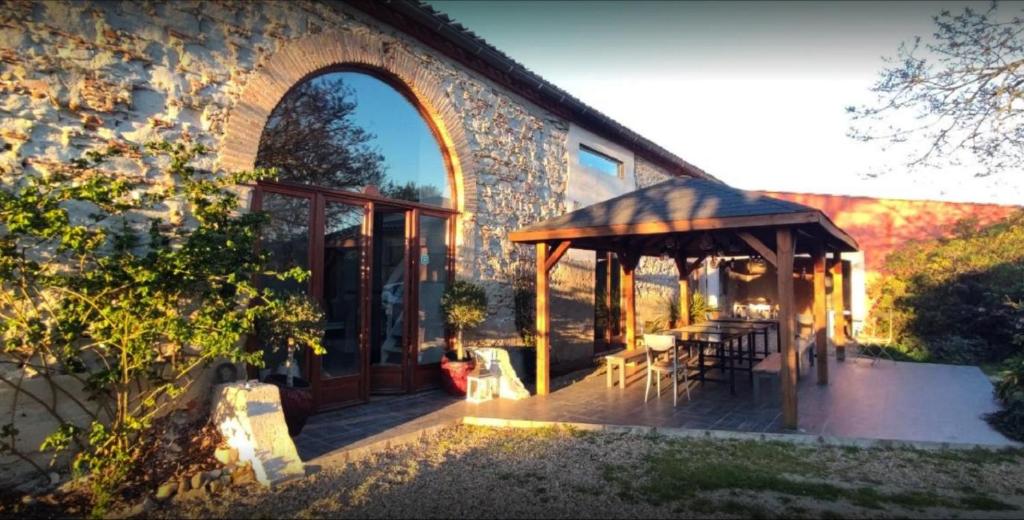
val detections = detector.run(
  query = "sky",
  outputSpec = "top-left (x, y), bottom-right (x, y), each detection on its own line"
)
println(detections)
top-left (430, 0), bottom-right (1023, 205)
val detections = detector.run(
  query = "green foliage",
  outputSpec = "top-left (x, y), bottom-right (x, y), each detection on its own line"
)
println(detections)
top-left (867, 211), bottom-right (1024, 364)
top-left (689, 292), bottom-right (709, 325)
top-left (666, 293), bottom-right (680, 327)
top-left (643, 317), bottom-right (669, 334)
top-left (510, 261), bottom-right (535, 348)
top-left (0, 141), bottom-right (324, 513)
top-left (441, 280), bottom-right (488, 360)
top-left (989, 355), bottom-right (1024, 442)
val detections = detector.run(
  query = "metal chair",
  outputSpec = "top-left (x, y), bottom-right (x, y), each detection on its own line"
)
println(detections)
top-left (643, 334), bottom-right (691, 406)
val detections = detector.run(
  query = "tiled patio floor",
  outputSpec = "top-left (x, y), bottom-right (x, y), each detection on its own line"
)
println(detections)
top-left (295, 355), bottom-right (1016, 462)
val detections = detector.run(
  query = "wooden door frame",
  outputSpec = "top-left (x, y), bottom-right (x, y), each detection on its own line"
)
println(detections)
top-left (250, 181), bottom-right (457, 409)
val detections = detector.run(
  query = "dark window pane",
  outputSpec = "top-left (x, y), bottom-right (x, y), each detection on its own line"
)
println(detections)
top-left (579, 145), bottom-right (622, 177)
top-left (257, 71), bottom-right (452, 208)
top-left (321, 201), bottom-right (364, 379)
top-left (371, 210), bottom-right (407, 366)
top-left (418, 215), bottom-right (448, 364)
top-left (258, 192), bottom-right (310, 380)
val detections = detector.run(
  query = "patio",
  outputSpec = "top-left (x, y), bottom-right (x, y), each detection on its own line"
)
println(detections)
top-left (296, 355), bottom-right (1016, 463)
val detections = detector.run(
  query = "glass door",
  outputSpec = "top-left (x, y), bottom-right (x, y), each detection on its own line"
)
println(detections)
top-left (254, 190), bottom-right (313, 383)
top-left (252, 182), bottom-right (456, 408)
top-left (316, 197), bottom-right (370, 407)
top-left (369, 207), bottom-right (409, 393)
top-left (412, 212), bottom-right (451, 390)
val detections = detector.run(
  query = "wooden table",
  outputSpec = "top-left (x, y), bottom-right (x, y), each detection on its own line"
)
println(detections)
top-left (667, 327), bottom-right (752, 395)
top-left (707, 318), bottom-right (780, 354)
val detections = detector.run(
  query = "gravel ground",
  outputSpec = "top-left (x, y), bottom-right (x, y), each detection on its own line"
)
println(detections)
top-left (157, 425), bottom-right (1024, 519)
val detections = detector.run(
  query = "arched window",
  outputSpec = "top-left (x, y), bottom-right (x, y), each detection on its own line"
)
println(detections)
top-left (252, 69), bottom-right (457, 406)
top-left (256, 70), bottom-right (453, 209)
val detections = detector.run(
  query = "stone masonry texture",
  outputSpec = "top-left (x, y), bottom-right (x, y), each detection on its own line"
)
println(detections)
top-left (0, 0), bottom-right (682, 363)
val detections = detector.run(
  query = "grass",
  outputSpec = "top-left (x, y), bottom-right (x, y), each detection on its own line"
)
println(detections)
top-left (157, 425), bottom-right (1024, 519)
top-left (602, 437), bottom-right (1019, 514)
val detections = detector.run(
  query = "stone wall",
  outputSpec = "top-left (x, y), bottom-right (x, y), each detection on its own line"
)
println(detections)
top-left (0, 0), bottom-right (683, 367)
top-left (633, 157), bottom-right (681, 329)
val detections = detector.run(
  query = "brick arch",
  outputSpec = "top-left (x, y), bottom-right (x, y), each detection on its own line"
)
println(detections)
top-left (218, 31), bottom-right (475, 214)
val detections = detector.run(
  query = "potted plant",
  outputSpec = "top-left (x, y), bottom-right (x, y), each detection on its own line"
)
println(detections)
top-left (440, 280), bottom-right (488, 395)
top-left (256, 294), bottom-right (325, 436)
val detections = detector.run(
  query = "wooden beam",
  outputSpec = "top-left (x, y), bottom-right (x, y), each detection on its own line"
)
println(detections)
top-left (673, 253), bottom-right (707, 327)
top-left (831, 253), bottom-right (847, 360)
top-left (674, 255), bottom-right (691, 327)
top-left (544, 240), bottom-right (572, 272)
top-left (736, 231), bottom-right (778, 267)
top-left (536, 243), bottom-right (550, 395)
top-left (813, 246), bottom-right (829, 385)
top-left (776, 228), bottom-right (798, 430)
top-left (618, 251), bottom-right (639, 351)
top-left (508, 211), bottom-right (823, 243)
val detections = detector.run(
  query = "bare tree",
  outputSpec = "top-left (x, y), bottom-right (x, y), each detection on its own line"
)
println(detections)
top-left (849, 2), bottom-right (1024, 176)
top-left (257, 74), bottom-right (387, 189)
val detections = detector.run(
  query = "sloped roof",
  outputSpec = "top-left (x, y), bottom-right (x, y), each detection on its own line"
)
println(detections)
top-left (508, 177), bottom-right (858, 253)
top-left (347, 0), bottom-right (714, 180)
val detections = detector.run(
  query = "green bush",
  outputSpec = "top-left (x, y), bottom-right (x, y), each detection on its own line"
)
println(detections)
top-left (511, 261), bottom-right (536, 348)
top-left (441, 280), bottom-right (488, 360)
top-left (989, 355), bottom-right (1024, 441)
top-left (690, 292), bottom-right (709, 325)
top-left (0, 141), bottom-right (323, 513)
top-left (867, 211), bottom-right (1024, 364)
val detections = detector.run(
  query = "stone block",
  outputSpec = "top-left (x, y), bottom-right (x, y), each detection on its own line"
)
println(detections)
top-left (210, 381), bottom-right (304, 487)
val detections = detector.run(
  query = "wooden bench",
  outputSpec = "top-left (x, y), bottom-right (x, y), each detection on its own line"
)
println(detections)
top-left (604, 349), bottom-right (647, 389)
top-left (752, 353), bottom-right (780, 400)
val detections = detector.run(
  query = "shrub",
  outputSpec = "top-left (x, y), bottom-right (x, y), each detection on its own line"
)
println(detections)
top-left (511, 260), bottom-right (536, 348)
top-left (988, 355), bottom-right (1024, 441)
top-left (441, 281), bottom-right (488, 360)
top-left (867, 211), bottom-right (1024, 364)
top-left (0, 141), bottom-right (323, 513)
top-left (690, 292), bottom-right (709, 325)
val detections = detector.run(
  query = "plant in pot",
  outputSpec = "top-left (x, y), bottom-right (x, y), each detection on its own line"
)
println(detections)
top-left (440, 280), bottom-right (488, 396)
top-left (255, 294), bottom-right (325, 436)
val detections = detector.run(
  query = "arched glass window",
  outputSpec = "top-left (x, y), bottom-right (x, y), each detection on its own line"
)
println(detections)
top-left (257, 71), bottom-right (453, 209)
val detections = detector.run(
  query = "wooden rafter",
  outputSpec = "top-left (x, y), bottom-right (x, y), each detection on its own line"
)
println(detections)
top-left (544, 240), bottom-right (572, 272)
top-left (736, 231), bottom-right (778, 267)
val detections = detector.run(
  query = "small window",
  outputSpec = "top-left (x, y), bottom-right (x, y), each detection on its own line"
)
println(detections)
top-left (579, 145), bottom-right (623, 178)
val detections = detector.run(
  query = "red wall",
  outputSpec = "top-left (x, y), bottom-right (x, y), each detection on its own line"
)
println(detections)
top-left (759, 192), bottom-right (1020, 275)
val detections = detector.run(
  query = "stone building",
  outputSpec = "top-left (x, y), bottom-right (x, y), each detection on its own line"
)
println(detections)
top-left (0, 0), bottom-right (713, 411)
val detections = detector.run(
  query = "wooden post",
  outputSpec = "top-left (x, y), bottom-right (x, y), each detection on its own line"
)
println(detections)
top-left (674, 256), bottom-right (691, 327)
top-left (812, 246), bottom-right (829, 385)
top-left (535, 241), bottom-right (572, 396)
top-left (619, 252), bottom-right (639, 351)
top-left (831, 253), bottom-right (847, 361)
top-left (776, 228), bottom-right (798, 430)
top-left (536, 243), bottom-right (550, 396)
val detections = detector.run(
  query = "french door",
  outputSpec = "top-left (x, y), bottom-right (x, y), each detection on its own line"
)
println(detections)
top-left (253, 183), bottom-right (454, 410)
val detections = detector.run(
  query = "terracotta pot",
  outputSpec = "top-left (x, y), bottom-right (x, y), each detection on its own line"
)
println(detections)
top-left (440, 354), bottom-right (476, 396)
top-left (262, 374), bottom-right (314, 436)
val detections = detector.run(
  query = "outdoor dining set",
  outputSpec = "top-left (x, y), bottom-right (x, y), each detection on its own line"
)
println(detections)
top-left (605, 318), bottom-right (803, 406)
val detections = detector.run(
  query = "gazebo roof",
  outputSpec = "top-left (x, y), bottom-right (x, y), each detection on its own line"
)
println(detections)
top-left (508, 177), bottom-right (858, 255)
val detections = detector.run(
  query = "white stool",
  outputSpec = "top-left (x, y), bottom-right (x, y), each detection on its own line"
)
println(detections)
top-left (466, 370), bottom-right (499, 403)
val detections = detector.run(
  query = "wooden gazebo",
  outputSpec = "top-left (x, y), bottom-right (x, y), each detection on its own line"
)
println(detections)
top-left (508, 177), bottom-right (859, 429)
